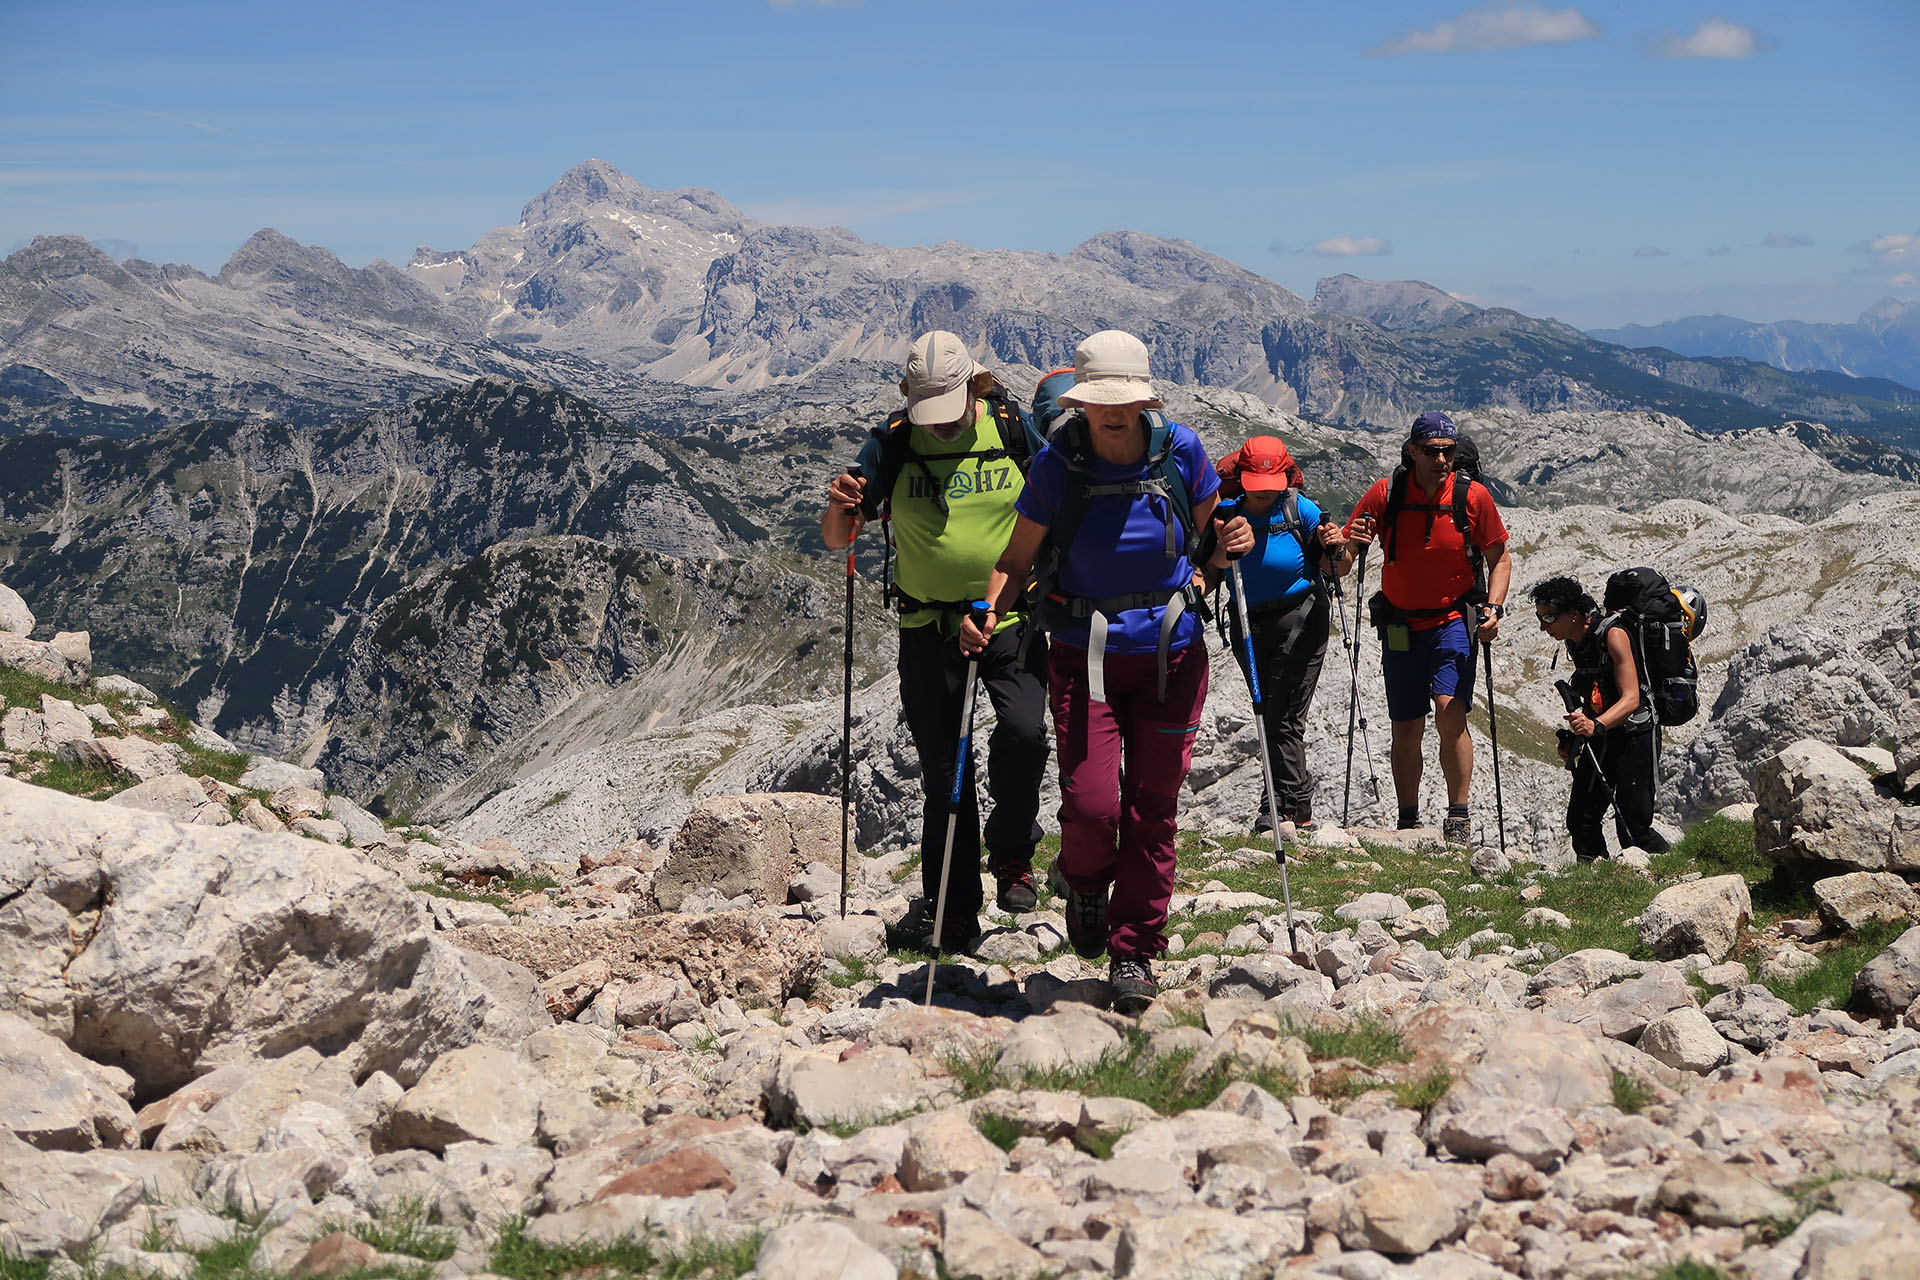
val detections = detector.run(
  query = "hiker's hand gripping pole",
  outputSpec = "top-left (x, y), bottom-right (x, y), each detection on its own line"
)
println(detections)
top-left (1221, 527), bottom-right (1298, 956)
top-left (925, 601), bottom-right (989, 1007)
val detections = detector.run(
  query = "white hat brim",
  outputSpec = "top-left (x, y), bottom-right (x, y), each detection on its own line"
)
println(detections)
top-left (907, 383), bottom-right (973, 426)
top-left (1057, 378), bottom-right (1161, 408)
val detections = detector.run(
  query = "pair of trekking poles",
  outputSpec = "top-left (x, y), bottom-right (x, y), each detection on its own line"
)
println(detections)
top-left (1336, 549), bottom-right (1507, 856)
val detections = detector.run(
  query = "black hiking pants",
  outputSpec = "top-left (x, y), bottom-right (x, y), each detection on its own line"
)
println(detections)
top-left (1230, 592), bottom-right (1331, 823)
top-left (1567, 725), bottom-right (1667, 861)
top-left (898, 620), bottom-right (1049, 934)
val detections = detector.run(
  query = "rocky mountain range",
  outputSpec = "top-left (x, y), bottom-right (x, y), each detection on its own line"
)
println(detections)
top-left (1592, 298), bottom-right (1920, 398)
top-left (5, 160), bottom-right (1918, 455)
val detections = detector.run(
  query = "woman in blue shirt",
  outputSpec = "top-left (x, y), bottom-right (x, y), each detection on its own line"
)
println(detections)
top-left (964, 331), bottom-right (1247, 1015)
top-left (1201, 436), bottom-right (1344, 836)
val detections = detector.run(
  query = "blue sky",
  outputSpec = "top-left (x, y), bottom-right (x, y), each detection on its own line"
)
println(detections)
top-left (3, 0), bottom-right (1913, 330)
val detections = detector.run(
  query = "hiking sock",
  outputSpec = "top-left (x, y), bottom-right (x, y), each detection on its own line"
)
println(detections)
top-left (1397, 805), bottom-right (1419, 830)
top-left (1447, 803), bottom-right (1469, 820)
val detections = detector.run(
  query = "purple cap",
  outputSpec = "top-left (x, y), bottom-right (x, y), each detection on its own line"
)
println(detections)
top-left (1410, 411), bottom-right (1457, 441)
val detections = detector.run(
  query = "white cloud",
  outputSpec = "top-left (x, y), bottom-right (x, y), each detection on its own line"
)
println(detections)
top-left (1893, 273), bottom-right (1919, 288)
top-left (1634, 246), bottom-right (1669, 258)
top-left (1707, 245), bottom-right (1733, 256)
top-left (1368, 4), bottom-right (1599, 56)
top-left (1855, 231), bottom-right (1920, 268)
top-left (1763, 232), bottom-right (1813, 248)
top-left (1650, 18), bottom-right (1765, 60)
top-left (1312, 236), bottom-right (1392, 257)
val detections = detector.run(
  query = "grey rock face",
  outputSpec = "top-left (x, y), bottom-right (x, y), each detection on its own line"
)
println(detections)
top-left (1815, 872), bottom-right (1920, 933)
top-left (653, 793), bottom-right (838, 912)
top-left (1853, 926), bottom-right (1920, 1021)
top-left (0, 1013), bottom-right (137, 1152)
top-left (1755, 739), bottom-right (1916, 873)
top-left (0, 777), bottom-right (549, 1095)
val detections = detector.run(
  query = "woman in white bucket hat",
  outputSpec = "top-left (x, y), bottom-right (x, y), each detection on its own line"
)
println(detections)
top-left (965, 330), bottom-right (1247, 1014)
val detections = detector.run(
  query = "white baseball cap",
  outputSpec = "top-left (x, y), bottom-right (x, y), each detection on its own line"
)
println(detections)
top-left (902, 330), bottom-right (986, 425)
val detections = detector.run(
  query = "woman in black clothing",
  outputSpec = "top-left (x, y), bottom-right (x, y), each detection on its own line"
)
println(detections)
top-left (1531, 576), bottom-right (1669, 862)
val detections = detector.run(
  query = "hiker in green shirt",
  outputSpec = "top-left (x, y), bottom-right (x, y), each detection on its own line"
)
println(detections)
top-left (820, 332), bottom-right (1048, 949)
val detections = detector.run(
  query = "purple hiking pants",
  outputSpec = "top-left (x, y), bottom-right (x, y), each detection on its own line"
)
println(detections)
top-left (1048, 640), bottom-right (1208, 959)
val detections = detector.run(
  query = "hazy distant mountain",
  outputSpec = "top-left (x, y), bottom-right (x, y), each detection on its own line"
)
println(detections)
top-left (1590, 299), bottom-right (1920, 392)
top-left (3, 160), bottom-right (1918, 449)
top-left (1311, 273), bottom-right (1481, 331)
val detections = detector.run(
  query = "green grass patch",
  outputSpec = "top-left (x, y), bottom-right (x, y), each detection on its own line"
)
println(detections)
top-left (1611, 1069), bottom-right (1655, 1116)
top-left (501, 873), bottom-right (560, 895)
top-left (827, 956), bottom-right (874, 989)
top-left (1764, 919), bottom-right (1909, 1013)
top-left (322, 1200), bottom-right (456, 1262)
top-left (0, 1258), bottom-right (52, 1280)
top-left (1389, 1067), bottom-right (1452, 1116)
top-left (1650, 1263), bottom-right (1733, 1280)
top-left (0, 665), bottom-right (81, 711)
top-left (411, 881), bottom-right (513, 910)
top-left (488, 1216), bottom-right (761, 1280)
top-left (952, 1026), bottom-right (1297, 1117)
top-left (974, 1112), bottom-right (1023, 1153)
top-left (176, 742), bottom-right (252, 786)
top-left (17, 751), bottom-right (125, 800)
top-left (534, 789), bottom-right (573, 813)
top-left (1289, 1016), bottom-right (1410, 1068)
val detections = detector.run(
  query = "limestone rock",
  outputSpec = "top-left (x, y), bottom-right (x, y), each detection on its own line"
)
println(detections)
top-left (1853, 925), bottom-right (1920, 1021)
top-left (449, 911), bottom-right (821, 1009)
top-left (1756, 739), bottom-right (1912, 873)
top-left (1638, 1008), bottom-right (1731, 1073)
top-left (1703, 984), bottom-right (1795, 1050)
top-left (380, 1045), bottom-right (541, 1152)
top-left (268, 786), bottom-right (328, 819)
top-left (94, 675), bottom-right (158, 704)
top-left (1113, 1208), bottom-right (1301, 1278)
top-left (653, 792), bottom-right (838, 911)
top-left (1638, 874), bottom-right (1751, 961)
top-left (237, 757), bottom-right (326, 793)
top-left (899, 1108), bottom-right (1006, 1192)
top-left (767, 1045), bottom-right (959, 1131)
top-left (0, 1011), bottom-right (138, 1151)
top-left (0, 630), bottom-right (89, 686)
top-left (756, 1219), bottom-right (895, 1280)
top-left (106, 774), bottom-right (233, 826)
top-left (0, 1133), bottom-right (194, 1259)
top-left (0, 777), bottom-right (549, 1095)
top-left (1335, 1167), bottom-right (1468, 1255)
top-left (1656, 1157), bottom-right (1795, 1226)
top-left (59, 735), bottom-right (183, 783)
top-left (1815, 872), bottom-right (1920, 933)
top-left (325, 794), bottom-right (388, 848)
top-left (0, 582), bottom-right (33, 635)
top-left (1431, 1105), bottom-right (1575, 1170)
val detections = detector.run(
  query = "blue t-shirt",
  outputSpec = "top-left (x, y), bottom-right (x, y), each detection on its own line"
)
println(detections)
top-left (1220, 492), bottom-right (1323, 610)
top-left (1016, 419), bottom-right (1220, 653)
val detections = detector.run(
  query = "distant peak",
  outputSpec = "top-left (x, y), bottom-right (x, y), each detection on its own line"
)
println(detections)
top-left (520, 160), bottom-right (750, 233)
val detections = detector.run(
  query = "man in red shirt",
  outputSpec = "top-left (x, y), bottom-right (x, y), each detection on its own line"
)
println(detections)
top-left (1336, 412), bottom-right (1512, 845)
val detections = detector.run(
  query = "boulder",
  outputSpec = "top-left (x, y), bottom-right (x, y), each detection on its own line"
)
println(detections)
top-left (268, 786), bottom-right (328, 820)
top-left (106, 774), bottom-right (233, 826)
top-left (1702, 984), bottom-right (1794, 1050)
top-left (898, 1108), bottom-right (1006, 1192)
top-left (149, 1048), bottom-right (370, 1156)
top-left (1853, 925), bottom-right (1920, 1021)
top-left (0, 582), bottom-right (33, 635)
top-left (1638, 875), bottom-right (1751, 961)
top-left (0, 777), bottom-right (549, 1096)
top-left (1335, 1167), bottom-right (1468, 1255)
top-left (0, 1011), bottom-right (138, 1151)
top-left (756, 1219), bottom-right (895, 1280)
top-left (324, 794), bottom-right (388, 848)
top-left (59, 735), bottom-right (183, 783)
top-left (0, 1132), bottom-right (194, 1258)
top-left (37, 697), bottom-right (94, 751)
top-left (1638, 1008), bottom-right (1731, 1073)
top-left (380, 1045), bottom-right (541, 1152)
top-left (1756, 739), bottom-right (1914, 873)
top-left (449, 911), bottom-right (821, 1009)
top-left (1895, 700), bottom-right (1920, 793)
top-left (1656, 1157), bottom-right (1795, 1226)
top-left (94, 675), bottom-right (158, 704)
top-left (237, 757), bottom-right (326, 793)
top-left (653, 792), bottom-right (838, 911)
top-left (1815, 872), bottom-right (1920, 933)
top-left (0, 630), bottom-right (89, 686)
top-left (1561, 968), bottom-right (1697, 1041)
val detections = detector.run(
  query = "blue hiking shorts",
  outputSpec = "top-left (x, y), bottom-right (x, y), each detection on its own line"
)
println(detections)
top-left (1380, 615), bottom-right (1476, 721)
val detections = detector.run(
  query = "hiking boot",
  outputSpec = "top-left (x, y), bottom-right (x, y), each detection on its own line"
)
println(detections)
top-left (1253, 808), bottom-right (1275, 836)
top-left (994, 867), bottom-right (1038, 914)
top-left (1442, 814), bottom-right (1472, 846)
top-left (1048, 861), bottom-right (1108, 959)
top-left (1109, 955), bottom-right (1157, 1015)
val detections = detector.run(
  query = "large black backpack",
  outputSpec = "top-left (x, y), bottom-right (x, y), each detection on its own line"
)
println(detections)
top-left (858, 374), bottom-right (1037, 522)
top-left (1602, 567), bottom-right (1707, 726)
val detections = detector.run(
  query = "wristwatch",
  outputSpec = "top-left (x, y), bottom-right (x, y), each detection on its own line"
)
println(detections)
top-left (1483, 603), bottom-right (1506, 618)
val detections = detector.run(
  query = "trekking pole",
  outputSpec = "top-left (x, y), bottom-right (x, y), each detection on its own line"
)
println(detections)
top-left (1481, 639), bottom-right (1508, 857)
top-left (1342, 548), bottom-right (1368, 826)
top-left (838, 466), bottom-right (862, 920)
top-left (1225, 559), bottom-right (1298, 954)
top-left (925, 602), bottom-right (988, 1006)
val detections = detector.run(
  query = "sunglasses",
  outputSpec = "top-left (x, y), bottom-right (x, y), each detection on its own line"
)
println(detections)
top-left (1536, 610), bottom-right (1561, 628)
top-left (1413, 443), bottom-right (1455, 459)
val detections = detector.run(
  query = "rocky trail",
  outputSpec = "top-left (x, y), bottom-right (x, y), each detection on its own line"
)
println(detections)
top-left (4, 572), bottom-right (1920, 1280)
